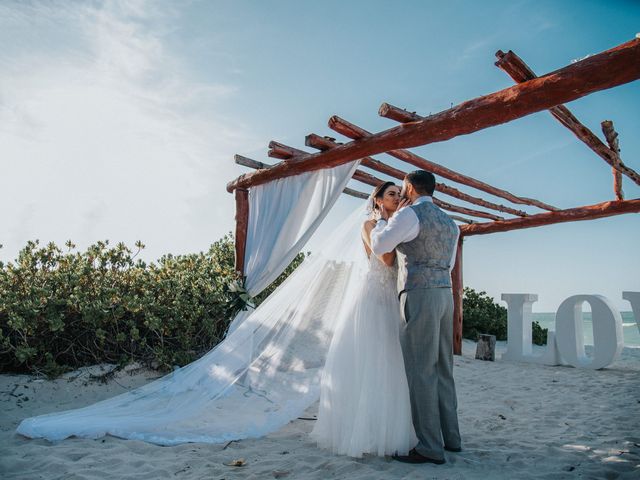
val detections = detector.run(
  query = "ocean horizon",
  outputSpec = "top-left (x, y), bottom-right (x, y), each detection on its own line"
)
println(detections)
top-left (532, 311), bottom-right (639, 347)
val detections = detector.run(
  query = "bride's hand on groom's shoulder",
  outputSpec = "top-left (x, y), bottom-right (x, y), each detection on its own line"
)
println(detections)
top-left (378, 205), bottom-right (391, 221)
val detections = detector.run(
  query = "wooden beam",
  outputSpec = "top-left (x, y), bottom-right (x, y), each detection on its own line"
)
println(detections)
top-left (452, 237), bottom-right (464, 355)
top-left (495, 49), bottom-right (640, 187)
top-left (328, 116), bottom-right (558, 211)
top-left (378, 104), bottom-right (422, 123)
top-left (435, 199), bottom-right (504, 221)
top-left (601, 120), bottom-right (625, 200)
top-left (227, 38), bottom-right (640, 193)
top-left (343, 187), bottom-right (370, 200)
top-left (353, 169), bottom-right (384, 187)
top-left (235, 154), bottom-right (271, 170)
top-left (268, 140), bottom-right (307, 159)
top-left (235, 154), bottom-right (368, 199)
top-left (234, 188), bottom-right (249, 278)
top-left (460, 199), bottom-right (640, 236)
top-left (267, 140), bottom-right (385, 192)
top-left (351, 164), bottom-right (505, 220)
top-left (306, 133), bottom-right (529, 217)
top-left (449, 215), bottom-right (476, 224)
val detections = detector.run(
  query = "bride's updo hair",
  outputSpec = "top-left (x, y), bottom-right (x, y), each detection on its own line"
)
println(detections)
top-left (368, 181), bottom-right (397, 213)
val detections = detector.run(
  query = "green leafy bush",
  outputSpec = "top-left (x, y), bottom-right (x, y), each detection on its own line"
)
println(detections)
top-left (0, 237), bottom-right (305, 376)
top-left (463, 287), bottom-right (547, 345)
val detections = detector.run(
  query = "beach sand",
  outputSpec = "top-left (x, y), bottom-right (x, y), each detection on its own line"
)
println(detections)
top-left (1, 340), bottom-right (639, 480)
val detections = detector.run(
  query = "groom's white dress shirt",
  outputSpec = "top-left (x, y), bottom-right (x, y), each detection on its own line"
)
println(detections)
top-left (370, 196), bottom-right (433, 255)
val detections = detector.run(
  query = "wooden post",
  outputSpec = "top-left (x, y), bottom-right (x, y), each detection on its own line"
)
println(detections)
top-left (234, 188), bottom-right (249, 279)
top-left (452, 236), bottom-right (464, 355)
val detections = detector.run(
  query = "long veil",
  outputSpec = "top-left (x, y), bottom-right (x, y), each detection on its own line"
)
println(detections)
top-left (17, 201), bottom-right (372, 445)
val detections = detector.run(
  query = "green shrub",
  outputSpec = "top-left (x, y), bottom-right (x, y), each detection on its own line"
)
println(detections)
top-left (0, 237), bottom-right (305, 377)
top-left (463, 287), bottom-right (547, 345)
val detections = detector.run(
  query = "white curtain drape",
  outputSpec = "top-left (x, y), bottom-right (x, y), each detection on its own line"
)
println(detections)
top-left (243, 161), bottom-right (361, 295)
top-left (17, 159), bottom-right (372, 446)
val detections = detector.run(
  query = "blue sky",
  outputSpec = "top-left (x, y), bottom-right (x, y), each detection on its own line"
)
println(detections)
top-left (0, 0), bottom-right (638, 310)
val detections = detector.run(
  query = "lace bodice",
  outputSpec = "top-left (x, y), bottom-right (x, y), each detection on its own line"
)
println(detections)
top-left (366, 253), bottom-right (398, 288)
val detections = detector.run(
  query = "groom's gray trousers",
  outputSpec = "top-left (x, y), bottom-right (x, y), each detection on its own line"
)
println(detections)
top-left (399, 287), bottom-right (460, 460)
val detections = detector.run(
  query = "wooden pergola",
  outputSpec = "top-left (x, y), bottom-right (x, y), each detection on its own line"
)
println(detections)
top-left (227, 38), bottom-right (640, 354)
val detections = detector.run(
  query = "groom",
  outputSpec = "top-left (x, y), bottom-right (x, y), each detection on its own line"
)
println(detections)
top-left (370, 170), bottom-right (461, 465)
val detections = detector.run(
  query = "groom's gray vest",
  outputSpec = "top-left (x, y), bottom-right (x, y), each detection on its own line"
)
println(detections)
top-left (396, 201), bottom-right (459, 295)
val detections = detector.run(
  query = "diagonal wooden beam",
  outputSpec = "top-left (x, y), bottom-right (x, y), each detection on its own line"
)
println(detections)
top-left (227, 38), bottom-right (640, 194)
top-left (234, 154), bottom-right (369, 200)
top-left (460, 199), bottom-right (640, 236)
top-left (494, 49), bottom-right (640, 186)
top-left (328, 116), bottom-right (558, 211)
top-left (269, 140), bottom-right (504, 221)
top-left (305, 133), bottom-right (528, 217)
top-left (601, 120), bottom-right (624, 200)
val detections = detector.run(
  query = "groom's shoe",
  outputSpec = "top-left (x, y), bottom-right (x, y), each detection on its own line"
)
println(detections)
top-left (392, 448), bottom-right (445, 465)
top-left (444, 445), bottom-right (462, 453)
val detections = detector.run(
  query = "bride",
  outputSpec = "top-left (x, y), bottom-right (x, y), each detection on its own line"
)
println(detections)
top-left (311, 181), bottom-right (417, 457)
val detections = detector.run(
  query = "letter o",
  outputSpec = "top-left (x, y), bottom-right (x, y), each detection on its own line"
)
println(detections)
top-left (555, 295), bottom-right (623, 369)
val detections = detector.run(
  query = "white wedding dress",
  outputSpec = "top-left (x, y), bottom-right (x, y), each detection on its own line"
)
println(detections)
top-left (311, 251), bottom-right (417, 457)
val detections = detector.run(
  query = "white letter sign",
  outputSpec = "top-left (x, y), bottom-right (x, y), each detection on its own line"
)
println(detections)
top-left (555, 295), bottom-right (623, 370)
top-left (501, 293), bottom-right (560, 365)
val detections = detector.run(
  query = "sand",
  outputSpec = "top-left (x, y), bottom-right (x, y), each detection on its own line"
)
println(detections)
top-left (1, 340), bottom-right (639, 480)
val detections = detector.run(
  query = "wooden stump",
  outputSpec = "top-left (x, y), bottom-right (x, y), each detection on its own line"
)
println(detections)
top-left (475, 334), bottom-right (496, 361)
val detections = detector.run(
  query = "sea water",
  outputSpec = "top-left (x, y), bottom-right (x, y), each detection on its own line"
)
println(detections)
top-left (532, 311), bottom-right (639, 347)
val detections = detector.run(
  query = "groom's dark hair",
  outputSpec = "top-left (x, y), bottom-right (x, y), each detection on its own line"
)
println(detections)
top-left (405, 170), bottom-right (436, 196)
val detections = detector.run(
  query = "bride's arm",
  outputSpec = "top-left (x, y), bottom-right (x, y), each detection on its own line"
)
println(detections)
top-left (362, 220), bottom-right (396, 267)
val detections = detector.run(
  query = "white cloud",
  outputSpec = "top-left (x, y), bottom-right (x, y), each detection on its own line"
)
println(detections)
top-left (0, 0), bottom-right (256, 262)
